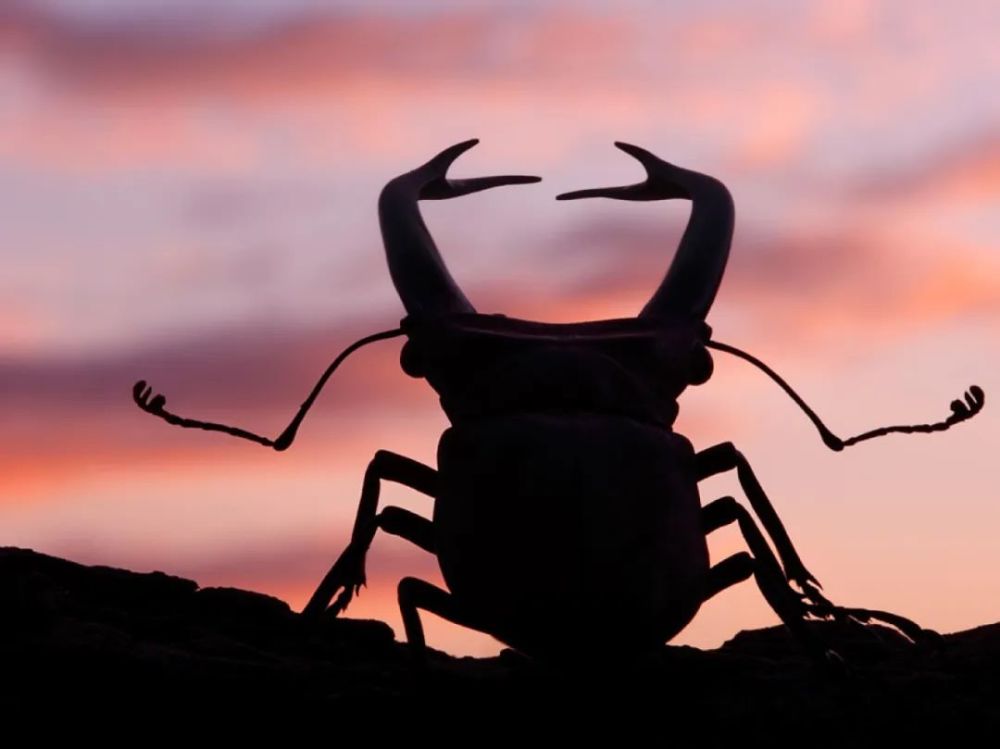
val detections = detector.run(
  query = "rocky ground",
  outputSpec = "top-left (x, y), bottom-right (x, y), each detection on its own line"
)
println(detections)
top-left (2, 546), bottom-right (997, 739)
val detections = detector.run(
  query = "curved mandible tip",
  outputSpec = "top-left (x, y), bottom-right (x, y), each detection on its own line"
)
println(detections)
top-left (556, 143), bottom-right (687, 201)
top-left (379, 140), bottom-right (542, 317)
top-left (557, 142), bottom-right (734, 321)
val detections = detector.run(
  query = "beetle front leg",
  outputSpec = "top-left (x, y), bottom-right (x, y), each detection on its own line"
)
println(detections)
top-left (696, 442), bottom-right (823, 598)
top-left (302, 450), bottom-right (438, 619)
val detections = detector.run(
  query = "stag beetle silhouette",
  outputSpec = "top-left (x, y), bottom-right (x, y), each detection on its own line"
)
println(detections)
top-left (133, 140), bottom-right (984, 664)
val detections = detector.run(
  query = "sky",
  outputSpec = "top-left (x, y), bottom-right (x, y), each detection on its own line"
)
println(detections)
top-left (1, 0), bottom-right (998, 656)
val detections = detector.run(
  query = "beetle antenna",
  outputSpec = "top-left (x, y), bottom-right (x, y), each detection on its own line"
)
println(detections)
top-left (133, 327), bottom-right (405, 451)
top-left (706, 339), bottom-right (984, 451)
top-left (270, 327), bottom-right (406, 450)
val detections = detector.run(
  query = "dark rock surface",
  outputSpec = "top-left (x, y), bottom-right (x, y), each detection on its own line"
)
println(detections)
top-left (2, 546), bottom-right (997, 738)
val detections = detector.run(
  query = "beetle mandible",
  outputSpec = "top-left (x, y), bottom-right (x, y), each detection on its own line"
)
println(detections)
top-left (133, 139), bottom-right (984, 664)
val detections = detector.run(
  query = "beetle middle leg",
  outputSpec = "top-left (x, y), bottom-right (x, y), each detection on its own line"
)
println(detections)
top-left (302, 450), bottom-right (438, 619)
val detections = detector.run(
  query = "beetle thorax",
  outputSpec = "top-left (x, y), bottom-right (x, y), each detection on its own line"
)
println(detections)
top-left (400, 314), bottom-right (712, 428)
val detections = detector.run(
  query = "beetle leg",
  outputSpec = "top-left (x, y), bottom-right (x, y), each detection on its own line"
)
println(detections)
top-left (317, 506), bottom-right (439, 618)
top-left (800, 601), bottom-right (942, 646)
top-left (696, 442), bottom-right (822, 595)
top-left (398, 577), bottom-right (480, 665)
top-left (701, 497), bottom-right (837, 664)
top-left (702, 497), bottom-right (939, 655)
top-left (378, 506), bottom-right (436, 553)
top-left (702, 552), bottom-right (754, 600)
top-left (302, 450), bottom-right (438, 619)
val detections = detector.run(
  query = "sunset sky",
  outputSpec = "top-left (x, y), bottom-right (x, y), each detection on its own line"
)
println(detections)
top-left (2, 0), bottom-right (998, 656)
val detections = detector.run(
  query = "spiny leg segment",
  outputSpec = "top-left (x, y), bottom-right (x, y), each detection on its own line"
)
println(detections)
top-left (303, 450), bottom-right (437, 618)
top-left (696, 442), bottom-right (936, 647)
top-left (701, 496), bottom-right (832, 661)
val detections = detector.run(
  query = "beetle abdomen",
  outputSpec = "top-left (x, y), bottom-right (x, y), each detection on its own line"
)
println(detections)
top-left (435, 414), bottom-right (708, 659)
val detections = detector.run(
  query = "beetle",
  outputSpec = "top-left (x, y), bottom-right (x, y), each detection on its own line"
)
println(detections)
top-left (133, 139), bottom-right (984, 664)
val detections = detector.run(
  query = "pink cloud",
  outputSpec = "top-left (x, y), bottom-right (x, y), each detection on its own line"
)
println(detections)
top-left (2, 6), bottom-right (632, 97)
top-left (852, 131), bottom-right (1000, 203)
top-left (521, 207), bottom-right (1000, 347)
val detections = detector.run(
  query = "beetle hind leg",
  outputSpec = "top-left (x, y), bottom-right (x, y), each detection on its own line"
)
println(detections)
top-left (397, 577), bottom-right (482, 665)
top-left (800, 599), bottom-right (941, 646)
top-left (702, 551), bottom-right (754, 600)
top-left (702, 497), bottom-right (836, 663)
